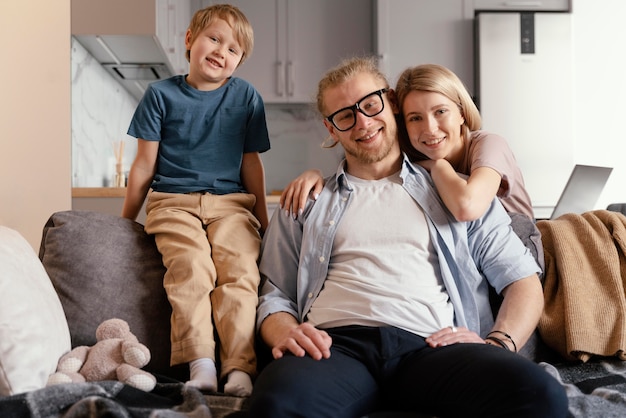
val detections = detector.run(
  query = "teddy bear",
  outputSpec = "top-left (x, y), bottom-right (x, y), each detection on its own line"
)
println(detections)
top-left (47, 318), bottom-right (157, 392)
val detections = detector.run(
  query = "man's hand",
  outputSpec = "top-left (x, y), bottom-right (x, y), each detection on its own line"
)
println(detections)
top-left (271, 322), bottom-right (332, 360)
top-left (425, 325), bottom-right (484, 348)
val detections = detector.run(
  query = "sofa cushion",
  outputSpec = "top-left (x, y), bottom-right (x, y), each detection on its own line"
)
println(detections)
top-left (38, 210), bottom-right (187, 380)
top-left (0, 226), bottom-right (71, 396)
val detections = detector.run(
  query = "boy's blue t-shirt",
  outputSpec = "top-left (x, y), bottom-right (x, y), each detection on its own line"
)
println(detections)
top-left (128, 75), bottom-right (271, 194)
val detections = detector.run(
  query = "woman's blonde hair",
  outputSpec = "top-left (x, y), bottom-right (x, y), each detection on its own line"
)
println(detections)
top-left (185, 4), bottom-right (254, 66)
top-left (395, 64), bottom-right (481, 139)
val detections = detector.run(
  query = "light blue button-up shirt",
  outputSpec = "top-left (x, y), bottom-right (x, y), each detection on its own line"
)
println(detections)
top-left (257, 155), bottom-right (540, 337)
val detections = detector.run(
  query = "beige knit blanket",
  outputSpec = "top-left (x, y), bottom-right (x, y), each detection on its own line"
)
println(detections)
top-left (537, 210), bottom-right (626, 362)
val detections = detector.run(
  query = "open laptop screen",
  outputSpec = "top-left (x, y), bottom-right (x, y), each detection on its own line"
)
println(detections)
top-left (550, 164), bottom-right (613, 220)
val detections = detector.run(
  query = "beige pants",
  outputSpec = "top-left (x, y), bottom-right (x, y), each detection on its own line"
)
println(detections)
top-left (145, 191), bottom-right (261, 378)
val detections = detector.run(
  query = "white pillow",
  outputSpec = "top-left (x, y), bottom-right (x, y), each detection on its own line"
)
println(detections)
top-left (0, 226), bottom-right (71, 396)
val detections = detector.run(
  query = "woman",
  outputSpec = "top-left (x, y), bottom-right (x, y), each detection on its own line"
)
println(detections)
top-left (395, 63), bottom-right (534, 221)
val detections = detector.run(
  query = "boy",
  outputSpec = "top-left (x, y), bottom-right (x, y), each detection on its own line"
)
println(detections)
top-left (122, 4), bottom-right (269, 397)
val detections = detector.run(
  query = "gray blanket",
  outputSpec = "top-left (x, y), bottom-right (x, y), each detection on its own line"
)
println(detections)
top-left (3, 361), bottom-right (626, 418)
top-left (541, 359), bottom-right (626, 417)
top-left (0, 381), bottom-right (212, 418)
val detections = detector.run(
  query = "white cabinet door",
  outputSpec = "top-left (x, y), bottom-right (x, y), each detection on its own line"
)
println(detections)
top-left (473, 0), bottom-right (570, 11)
top-left (218, 0), bottom-right (373, 103)
top-left (284, 1), bottom-right (373, 103)
top-left (171, 0), bottom-right (191, 75)
top-left (157, 0), bottom-right (191, 75)
top-left (375, 0), bottom-right (474, 94)
top-left (225, 0), bottom-right (287, 101)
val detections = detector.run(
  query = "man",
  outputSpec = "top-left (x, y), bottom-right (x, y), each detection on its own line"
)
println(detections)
top-left (248, 57), bottom-right (567, 418)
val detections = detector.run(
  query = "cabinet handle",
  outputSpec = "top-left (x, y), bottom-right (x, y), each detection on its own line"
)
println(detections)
top-left (276, 61), bottom-right (284, 97)
top-left (500, 1), bottom-right (543, 6)
top-left (287, 61), bottom-right (294, 97)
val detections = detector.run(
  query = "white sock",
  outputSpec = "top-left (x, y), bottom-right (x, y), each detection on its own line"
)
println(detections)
top-left (224, 370), bottom-right (253, 397)
top-left (186, 358), bottom-right (217, 392)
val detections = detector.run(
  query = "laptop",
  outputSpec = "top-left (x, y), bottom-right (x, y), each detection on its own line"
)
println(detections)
top-left (550, 164), bottom-right (613, 219)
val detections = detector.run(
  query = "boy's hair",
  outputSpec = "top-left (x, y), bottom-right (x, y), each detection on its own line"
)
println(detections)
top-left (316, 56), bottom-right (389, 117)
top-left (185, 4), bottom-right (254, 66)
top-left (395, 64), bottom-right (481, 141)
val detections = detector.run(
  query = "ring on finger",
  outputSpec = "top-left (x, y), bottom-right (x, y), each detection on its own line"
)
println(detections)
top-left (450, 326), bottom-right (458, 333)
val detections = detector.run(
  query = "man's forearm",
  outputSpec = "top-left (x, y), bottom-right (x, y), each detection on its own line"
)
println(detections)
top-left (491, 275), bottom-right (544, 351)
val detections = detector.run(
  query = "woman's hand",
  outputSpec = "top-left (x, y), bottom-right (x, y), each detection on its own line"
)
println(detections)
top-left (279, 169), bottom-right (325, 218)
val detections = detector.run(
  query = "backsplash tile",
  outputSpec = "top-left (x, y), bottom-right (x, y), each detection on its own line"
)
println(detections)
top-left (71, 37), bottom-right (137, 187)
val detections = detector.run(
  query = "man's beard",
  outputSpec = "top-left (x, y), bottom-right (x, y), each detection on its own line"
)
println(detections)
top-left (344, 127), bottom-right (396, 165)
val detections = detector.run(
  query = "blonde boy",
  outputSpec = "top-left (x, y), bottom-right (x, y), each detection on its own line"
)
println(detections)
top-left (122, 4), bottom-right (269, 396)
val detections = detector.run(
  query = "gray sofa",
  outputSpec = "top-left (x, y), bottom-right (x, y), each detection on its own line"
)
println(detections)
top-left (3, 209), bottom-right (626, 417)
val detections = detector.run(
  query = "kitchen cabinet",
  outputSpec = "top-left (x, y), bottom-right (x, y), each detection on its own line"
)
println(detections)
top-left (375, 0), bottom-right (475, 94)
top-left (472, 0), bottom-right (571, 12)
top-left (156, 0), bottom-right (192, 75)
top-left (203, 0), bottom-right (373, 103)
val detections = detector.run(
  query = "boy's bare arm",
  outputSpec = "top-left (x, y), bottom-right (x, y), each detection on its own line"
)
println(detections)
top-left (241, 152), bottom-right (269, 233)
top-left (122, 139), bottom-right (158, 220)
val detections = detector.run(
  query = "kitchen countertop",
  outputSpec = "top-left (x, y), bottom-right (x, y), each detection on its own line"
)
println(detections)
top-left (72, 187), bottom-right (127, 197)
top-left (72, 188), bottom-right (282, 204)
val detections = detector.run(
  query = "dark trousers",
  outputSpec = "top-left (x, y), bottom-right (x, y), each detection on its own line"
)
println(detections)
top-left (248, 326), bottom-right (568, 418)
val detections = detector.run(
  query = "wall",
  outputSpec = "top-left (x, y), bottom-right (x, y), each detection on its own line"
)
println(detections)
top-left (571, 1), bottom-right (626, 210)
top-left (0, 1), bottom-right (71, 249)
top-left (71, 0), bottom-right (156, 35)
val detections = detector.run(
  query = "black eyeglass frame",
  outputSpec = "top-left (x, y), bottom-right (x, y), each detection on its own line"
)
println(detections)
top-left (325, 88), bottom-right (389, 132)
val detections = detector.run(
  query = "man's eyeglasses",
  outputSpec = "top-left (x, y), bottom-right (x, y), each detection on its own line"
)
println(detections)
top-left (325, 88), bottom-right (389, 132)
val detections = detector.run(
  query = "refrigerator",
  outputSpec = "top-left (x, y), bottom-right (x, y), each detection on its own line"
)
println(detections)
top-left (474, 12), bottom-right (573, 219)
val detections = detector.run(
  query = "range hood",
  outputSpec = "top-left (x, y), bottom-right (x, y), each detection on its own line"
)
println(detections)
top-left (74, 34), bottom-right (174, 102)
top-left (71, 0), bottom-right (189, 102)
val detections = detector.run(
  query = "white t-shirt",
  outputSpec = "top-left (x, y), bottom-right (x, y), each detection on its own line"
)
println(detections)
top-left (306, 171), bottom-right (455, 337)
